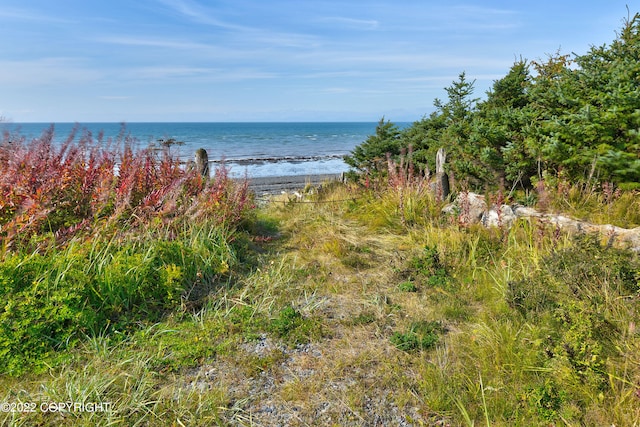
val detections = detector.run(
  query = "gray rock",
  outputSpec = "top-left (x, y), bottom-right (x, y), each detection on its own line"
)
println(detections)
top-left (442, 195), bottom-right (640, 252)
top-left (621, 227), bottom-right (640, 252)
top-left (482, 204), bottom-right (516, 228)
top-left (511, 205), bottom-right (640, 252)
top-left (512, 205), bottom-right (542, 218)
top-left (441, 192), bottom-right (487, 224)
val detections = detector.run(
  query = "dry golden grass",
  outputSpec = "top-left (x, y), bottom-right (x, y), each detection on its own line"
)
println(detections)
top-left (2, 181), bottom-right (639, 426)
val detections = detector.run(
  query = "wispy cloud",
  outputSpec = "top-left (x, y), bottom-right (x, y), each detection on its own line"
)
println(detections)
top-left (126, 66), bottom-right (215, 79)
top-left (98, 32), bottom-right (318, 60)
top-left (301, 70), bottom-right (368, 79)
top-left (122, 66), bottom-right (276, 82)
top-left (0, 58), bottom-right (102, 85)
top-left (452, 5), bottom-right (518, 17)
top-left (304, 50), bottom-right (514, 72)
top-left (98, 96), bottom-right (133, 100)
top-left (96, 35), bottom-right (214, 51)
top-left (320, 87), bottom-right (353, 94)
top-left (155, 0), bottom-right (253, 31)
top-left (318, 16), bottom-right (379, 30)
top-left (153, 0), bottom-right (320, 49)
top-left (0, 7), bottom-right (73, 23)
top-left (391, 73), bottom-right (507, 85)
top-left (435, 5), bottom-right (520, 31)
top-left (0, 0), bottom-right (618, 122)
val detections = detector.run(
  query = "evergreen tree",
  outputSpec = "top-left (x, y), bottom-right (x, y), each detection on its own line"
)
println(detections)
top-left (346, 12), bottom-right (640, 189)
top-left (344, 118), bottom-right (401, 175)
top-left (401, 111), bottom-right (448, 175)
top-left (565, 12), bottom-right (640, 186)
top-left (470, 60), bottom-right (536, 188)
top-left (438, 72), bottom-right (481, 186)
top-left (531, 14), bottom-right (640, 186)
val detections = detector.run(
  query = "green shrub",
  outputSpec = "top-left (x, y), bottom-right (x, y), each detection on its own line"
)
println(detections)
top-left (344, 118), bottom-right (402, 176)
top-left (551, 301), bottom-right (612, 391)
top-left (390, 320), bottom-right (445, 352)
top-left (507, 234), bottom-right (639, 318)
top-left (398, 281), bottom-right (418, 292)
top-left (269, 306), bottom-right (323, 346)
top-left (506, 234), bottom-right (639, 400)
top-left (0, 253), bottom-right (93, 374)
top-left (506, 278), bottom-right (558, 317)
top-left (135, 320), bottom-right (230, 373)
top-left (0, 224), bottom-right (238, 375)
top-left (527, 380), bottom-right (568, 422)
top-left (403, 245), bottom-right (453, 290)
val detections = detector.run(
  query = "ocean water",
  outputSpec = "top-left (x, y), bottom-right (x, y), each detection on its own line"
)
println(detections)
top-left (2, 122), bottom-right (382, 178)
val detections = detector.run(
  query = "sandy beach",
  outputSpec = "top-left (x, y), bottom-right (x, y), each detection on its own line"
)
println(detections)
top-left (247, 173), bottom-right (342, 195)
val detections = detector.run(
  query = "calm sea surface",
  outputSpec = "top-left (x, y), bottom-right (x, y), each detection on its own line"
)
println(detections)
top-left (3, 122), bottom-right (392, 178)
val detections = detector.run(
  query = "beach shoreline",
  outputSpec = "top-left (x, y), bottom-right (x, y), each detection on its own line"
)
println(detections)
top-left (246, 173), bottom-right (342, 195)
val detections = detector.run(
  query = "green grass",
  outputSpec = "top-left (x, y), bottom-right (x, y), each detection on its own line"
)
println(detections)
top-left (0, 221), bottom-right (238, 376)
top-left (0, 181), bottom-right (639, 426)
top-left (390, 320), bottom-right (445, 352)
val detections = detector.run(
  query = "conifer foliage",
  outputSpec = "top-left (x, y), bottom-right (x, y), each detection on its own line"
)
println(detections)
top-left (349, 13), bottom-right (640, 190)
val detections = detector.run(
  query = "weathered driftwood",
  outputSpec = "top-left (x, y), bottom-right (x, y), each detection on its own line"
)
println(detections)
top-left (195, 148), bottom-right (209, 178)
top-left (442, 193), bottom-right (640, 252)
top-left (429, 148), bottom-right (450, 201)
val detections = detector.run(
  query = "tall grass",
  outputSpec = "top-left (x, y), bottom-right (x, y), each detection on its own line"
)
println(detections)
top-left (1, 126), bottom-right (639, 425)
top-left (0, 126), bottom-right (254, 375)
top-left (0, 125), bottom-right (252, 252)
top-left (273, 171), bottom-right (640, 425)
top-left (535, 175), bottom-right (640, 228)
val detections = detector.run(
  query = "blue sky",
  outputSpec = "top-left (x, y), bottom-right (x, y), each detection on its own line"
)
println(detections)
top-left (0, 0), bottom-right (637, 122)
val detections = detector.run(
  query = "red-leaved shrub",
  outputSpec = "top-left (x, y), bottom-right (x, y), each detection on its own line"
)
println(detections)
top-left (0, 125), bottom-right (252, 252)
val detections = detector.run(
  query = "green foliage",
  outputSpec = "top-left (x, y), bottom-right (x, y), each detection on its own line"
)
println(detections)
top-left (347, 13), bottom-right (640, 190)
top-left (269, 305), bottom-right (322, 346)
top-left (344, 117), bottom-right (402, 175)
top-left (506, 277), bottom-right (557, 318)
top-left (508, 234), bottom-right (639, 315)
top-left (547, 14), bottom-right (640, 185)
top-left (398, 281), bottom-right (418, 292)
top-left (403, 245), bottom-right (452, 290)
top-left (390, 320), bottom-right (444, 352)
top-left (0, 253), bottom-right (90, 374)
top-left (472, 60), bottom-right (537, 187)
top-left (0, 224), bottom-right (238, 375)
top-left (1, 169), bottom-right (639, 425)
top-left (136, 320), bottom-right (229, 374)
top-left (527, 380), bottom-right (567, 422)
top-left (401, 111), bottom-right (448, 173)
top-left (551, 300), bottom-right (611, 391)
top-left (409, 73), bottom-right (481, 184)
top-left (0, 125), bottom-right (255, 375)
top-left (506, 234), bottom-right (639, 402)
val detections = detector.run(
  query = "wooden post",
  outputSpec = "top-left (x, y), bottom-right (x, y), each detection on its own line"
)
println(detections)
top-left (195, 148), bottom-right (209, 178)
top-left (432, 148), bottom-right (450, 201)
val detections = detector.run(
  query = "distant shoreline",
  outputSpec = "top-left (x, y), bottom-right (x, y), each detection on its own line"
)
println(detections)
top-left (246, 173), bottom-right (342, 195)
top-left (209, 154), bottom-right (345, 165)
